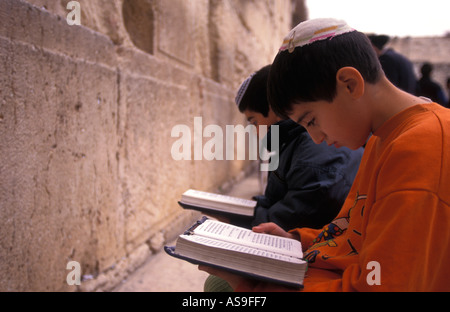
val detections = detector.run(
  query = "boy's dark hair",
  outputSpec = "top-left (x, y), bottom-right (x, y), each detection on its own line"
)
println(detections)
top-left (238, 65), bottom-right (271, 117)
top-left (268, 31), bottom-right (383, 118)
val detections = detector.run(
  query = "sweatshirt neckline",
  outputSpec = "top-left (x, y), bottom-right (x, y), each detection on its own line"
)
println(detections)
top-left (373, 102), bottom-right (436, 139)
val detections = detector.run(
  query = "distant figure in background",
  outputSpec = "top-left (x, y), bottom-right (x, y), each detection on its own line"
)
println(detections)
top-left (416, 63), bottom-right (448, 107)
top-left (368, 34), bottom-right (417, 95)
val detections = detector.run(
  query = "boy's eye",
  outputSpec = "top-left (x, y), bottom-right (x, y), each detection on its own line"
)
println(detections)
top-left (307, 118), bottom-right (315, 127)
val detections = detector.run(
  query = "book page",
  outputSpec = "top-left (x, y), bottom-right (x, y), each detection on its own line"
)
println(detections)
top-left (182, 189), bottom-right (256, 208)
top-left (192, 219), bottom-right (302, 259)
top-left (179, 234), bottom-right (304, 264)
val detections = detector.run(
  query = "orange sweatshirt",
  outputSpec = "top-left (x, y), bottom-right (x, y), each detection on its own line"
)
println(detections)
top-left (236, 103), bottom-right (450, 292)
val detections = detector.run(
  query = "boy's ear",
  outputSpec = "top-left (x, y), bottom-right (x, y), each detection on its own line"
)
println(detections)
top-left (336, 67), bottom-right (364, 99)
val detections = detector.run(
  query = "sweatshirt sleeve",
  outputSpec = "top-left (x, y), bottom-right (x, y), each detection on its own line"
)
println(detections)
top-left (237, 190), bottom-right (450, 292)
top-left (302, 190), bottom-right (450, 292)
top-left (289, 227), bottom-right (322, 251)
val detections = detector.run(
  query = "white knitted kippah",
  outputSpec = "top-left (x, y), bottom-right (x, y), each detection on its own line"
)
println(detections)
top-left (279, 18), bottom-right (355, 53)
top-left (235, 72), bottom-right (256, 107)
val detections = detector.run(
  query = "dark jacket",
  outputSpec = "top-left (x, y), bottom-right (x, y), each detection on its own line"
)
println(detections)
top-left (250, 120), bottom-right (363, 231)
top-left (379, 49), bottom-right (417, 95)
top-left (417, 77), bottom-right (448, 107)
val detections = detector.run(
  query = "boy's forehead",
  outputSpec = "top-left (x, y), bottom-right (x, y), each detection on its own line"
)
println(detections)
top-left (287, 103), bottom-right (312, 122)
top-left (279, 18), bottom-right (355, 53)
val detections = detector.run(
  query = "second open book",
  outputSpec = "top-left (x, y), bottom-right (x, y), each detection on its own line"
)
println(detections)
top-left (178, 189), bottom-right (257, 218)
top-left (165, 217), bottom-right (307, 289)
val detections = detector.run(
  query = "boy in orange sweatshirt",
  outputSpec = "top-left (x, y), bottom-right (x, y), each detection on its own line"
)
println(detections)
top-left (199, 18), bottom-right (450, 291)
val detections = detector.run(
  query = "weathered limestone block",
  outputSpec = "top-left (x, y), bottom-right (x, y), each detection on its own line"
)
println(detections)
top-left (0, 0), bottom-right (296, 291)
top-left (0, 0), bottom-right (124, 291)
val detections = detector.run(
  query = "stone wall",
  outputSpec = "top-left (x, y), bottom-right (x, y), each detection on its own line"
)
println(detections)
top-left (0, 0), bottom-right (298, 291)
top-left (389, 36), bottom-right (450, 96)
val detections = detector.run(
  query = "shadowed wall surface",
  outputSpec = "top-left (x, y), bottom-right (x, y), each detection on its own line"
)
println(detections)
top-left (0, 0), bottom-right (300, 291)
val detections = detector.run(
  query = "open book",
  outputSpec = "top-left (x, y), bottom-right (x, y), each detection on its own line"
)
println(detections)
top-left (178, 189), bottom-right (256, 218)
top-left (165, 217), bottom-right (307, 289)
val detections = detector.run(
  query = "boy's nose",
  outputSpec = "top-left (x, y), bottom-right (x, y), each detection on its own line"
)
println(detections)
top-left (309, 130), bottom-right (325, 145)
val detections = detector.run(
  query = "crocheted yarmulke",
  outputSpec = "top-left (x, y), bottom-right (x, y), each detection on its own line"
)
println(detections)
top-left (235, 73), bottom-right (256, 108)
top-left (279, 18), bottom-right (355, 53)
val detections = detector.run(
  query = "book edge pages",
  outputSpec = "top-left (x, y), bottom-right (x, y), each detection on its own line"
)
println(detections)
top-left (178, 201), bottom-right (254, 217)
top-left (182, 189), bottom-right (257, 208)
top-left (164, 245), bottom-right (305, 289)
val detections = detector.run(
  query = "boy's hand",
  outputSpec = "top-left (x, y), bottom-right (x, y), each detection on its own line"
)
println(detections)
top-left (252, 222), bottom-right (296, 239)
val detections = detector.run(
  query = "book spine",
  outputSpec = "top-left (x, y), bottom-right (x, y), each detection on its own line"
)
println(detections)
top-left (184, 216), bottom-right (209, 235)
